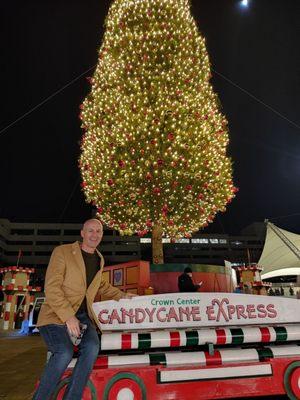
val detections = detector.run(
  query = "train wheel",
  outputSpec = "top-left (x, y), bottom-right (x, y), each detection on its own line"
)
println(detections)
top-left (103, 372), bottom-right (147, 400)
top-left (284, 361), bottom-right (300, 400)
top-left (51, 377), bottom-right (97, 399)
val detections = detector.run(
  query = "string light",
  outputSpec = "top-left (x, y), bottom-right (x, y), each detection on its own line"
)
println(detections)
top-left (79, 0), bottom-right (236, 239)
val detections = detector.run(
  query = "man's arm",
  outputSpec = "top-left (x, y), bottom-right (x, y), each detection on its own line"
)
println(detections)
top-left (97, 279), bottom-right (134, 300)
top-left (44, 247), bottom-right (76, 323)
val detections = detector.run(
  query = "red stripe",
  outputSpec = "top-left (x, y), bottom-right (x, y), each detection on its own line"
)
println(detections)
top-left (4, 312), bottom-right (10, 321)
top-left (205, 350), bottom-right (222, 366)
top-left (121, 334), bottom-right (132, 350)
top-left (170, 331), bottom-right (181, 347)
top-left (6, 295), bottom-right (12, 302)
top-left (94, 356), bottom-right (108, 369)
top-left (260, 327), bottom-right (271, 342)
top-left (216, 329), bottom-right (226, 345)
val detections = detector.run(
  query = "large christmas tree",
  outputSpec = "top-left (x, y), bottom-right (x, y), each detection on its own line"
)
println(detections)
top-left (79, 0), bottom-right (237, 263)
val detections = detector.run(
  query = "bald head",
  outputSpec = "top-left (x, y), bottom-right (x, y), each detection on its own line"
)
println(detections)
top-left (82, 218), bottom-right (103, 231)
top-left (81, 219), bottom-right (103, 253)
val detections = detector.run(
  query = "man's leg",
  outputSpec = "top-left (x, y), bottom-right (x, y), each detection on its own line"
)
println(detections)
top-left (33, 324), bottom-right (74, 400)
top-left (63, 313), bottom-right (99, 400)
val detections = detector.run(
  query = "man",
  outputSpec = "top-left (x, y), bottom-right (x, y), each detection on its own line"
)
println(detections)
top-left (178, 267), bottom-right (202, 292)
top-left (33, 219), bottom-right (134, 400)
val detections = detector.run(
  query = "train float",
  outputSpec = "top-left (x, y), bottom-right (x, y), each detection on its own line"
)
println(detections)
top-left (53, 292), bottom-right (300, 400)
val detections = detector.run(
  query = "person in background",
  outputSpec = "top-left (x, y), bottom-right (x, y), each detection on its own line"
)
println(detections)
top-left (33, 219), bottom-right (134, 400)
top-left (178, 267), bottom-right (202, 292)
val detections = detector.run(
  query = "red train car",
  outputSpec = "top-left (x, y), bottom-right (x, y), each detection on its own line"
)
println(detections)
top-left (49, 293), bottom-right (300, 399)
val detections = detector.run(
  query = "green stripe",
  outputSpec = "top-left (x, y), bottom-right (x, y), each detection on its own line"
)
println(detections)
top-left (52, 378), bottom-right (97, 400)
top-left (274, 326), bottom-right (287, 342)
top-left (257, 348), bottom-right (274, 361)
top-left (103, 372), bottom-right (147, 400)
top-left (149, 353), bottom-right (167, 366)
top-left (230, 328), bottom-right (244, 345)
top-left (186, 331), bottom-right (199, 346)
top-left (138, 333), bottom-right (151, 349)
top-left (150, 263), bottom-right (230, 275)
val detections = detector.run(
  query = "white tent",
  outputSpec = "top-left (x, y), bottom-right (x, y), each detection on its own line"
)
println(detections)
top-left (259, 222), bottom-right (300, 279)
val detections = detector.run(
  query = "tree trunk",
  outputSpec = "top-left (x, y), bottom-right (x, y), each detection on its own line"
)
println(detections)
top-left (152, 224), bottom-right (164, 264)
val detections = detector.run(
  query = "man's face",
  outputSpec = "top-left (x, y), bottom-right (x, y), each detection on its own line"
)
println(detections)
top-left (187, 272), bottom-right (192, 278)
top-left (81, 220), bottom-right (103, 250)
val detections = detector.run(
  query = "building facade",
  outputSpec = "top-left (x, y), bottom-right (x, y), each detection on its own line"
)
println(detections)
top-left (0, 219), bottom-right (265, 276)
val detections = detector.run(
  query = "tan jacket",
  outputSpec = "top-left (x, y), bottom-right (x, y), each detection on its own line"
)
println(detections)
top-left (37, 241), bottom-right (123, 329)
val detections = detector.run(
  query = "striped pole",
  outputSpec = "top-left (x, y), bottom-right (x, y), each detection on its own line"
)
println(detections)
top-left (3, 295), bottom-right (13, 330)
top-left (68, 344), bottom-right (300, 370)
top-left (100, 325), bottom-right (297, 351)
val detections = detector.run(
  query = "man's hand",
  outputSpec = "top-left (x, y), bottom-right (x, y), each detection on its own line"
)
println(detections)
top-left (198, 281), bottom-right (203, 287)
top-left (65, 315), bottom-right (80, 337)
top-left (122, 292), bottom-right (137, 299)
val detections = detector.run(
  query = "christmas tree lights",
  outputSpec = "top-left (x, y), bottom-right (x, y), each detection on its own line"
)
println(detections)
top-left (79, 0), bottom-right (237, 259)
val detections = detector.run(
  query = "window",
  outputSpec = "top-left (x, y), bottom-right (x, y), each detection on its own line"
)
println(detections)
top-left (140, 238), bottom-right (151, 243)
top-left (176, 238), bottom-right (190, 243)
top-left (191, 238), bottom-right (209, 244)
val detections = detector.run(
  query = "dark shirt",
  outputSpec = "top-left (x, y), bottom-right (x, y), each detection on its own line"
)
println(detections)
top-left (178, 273), bottom-right (200, 292)
top-left (76, 249), bottom-right (99, 314)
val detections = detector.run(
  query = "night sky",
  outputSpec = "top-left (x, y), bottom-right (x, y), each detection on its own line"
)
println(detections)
top-left (0, 0), bottom-right (299, 235)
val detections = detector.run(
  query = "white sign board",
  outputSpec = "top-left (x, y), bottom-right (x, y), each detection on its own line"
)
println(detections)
top-left (93, 293), bottom-right (300, 331)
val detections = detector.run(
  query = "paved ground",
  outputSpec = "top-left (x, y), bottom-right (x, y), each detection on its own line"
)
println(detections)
top-left (0, 331), bottom-right (46, 400)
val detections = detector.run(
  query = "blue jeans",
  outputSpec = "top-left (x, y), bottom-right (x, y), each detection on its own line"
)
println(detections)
top-left (33, 312), bottom-right (99, 400)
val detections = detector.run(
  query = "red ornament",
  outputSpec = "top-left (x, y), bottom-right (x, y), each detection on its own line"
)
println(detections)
top-left (186, 185), bottom-right (192, 191)
top-left (198, 193), bottom-right (204, 200)
top-left (107, 179), bottom-right (114, 186)
top-left (137, 200), bottom-right (143, 206)
top-left (118, 160), bottom-right (125, 168)
top-left (146, 172), bottom-right (152, 180)
top-left (157, 159), bottom-right (164, 166)
top-left (167, 133), bottom-right (174, 141)
top-left (153, 187), bottom-right (161, 194)
top-left (137, 230), bottom-right (148, 237)
top-left (146, 220), bottom-right (152, 228)
top-left (97, 207), bottom-right (103, 214)
top-left (81, 182), bottom-right (87, 188)
top-left (232, 186), bottom-right (239, 193)
top-left (150, 139), bottom-right (157, 145)
top-left (120, 223), bottom-right (127, 230)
